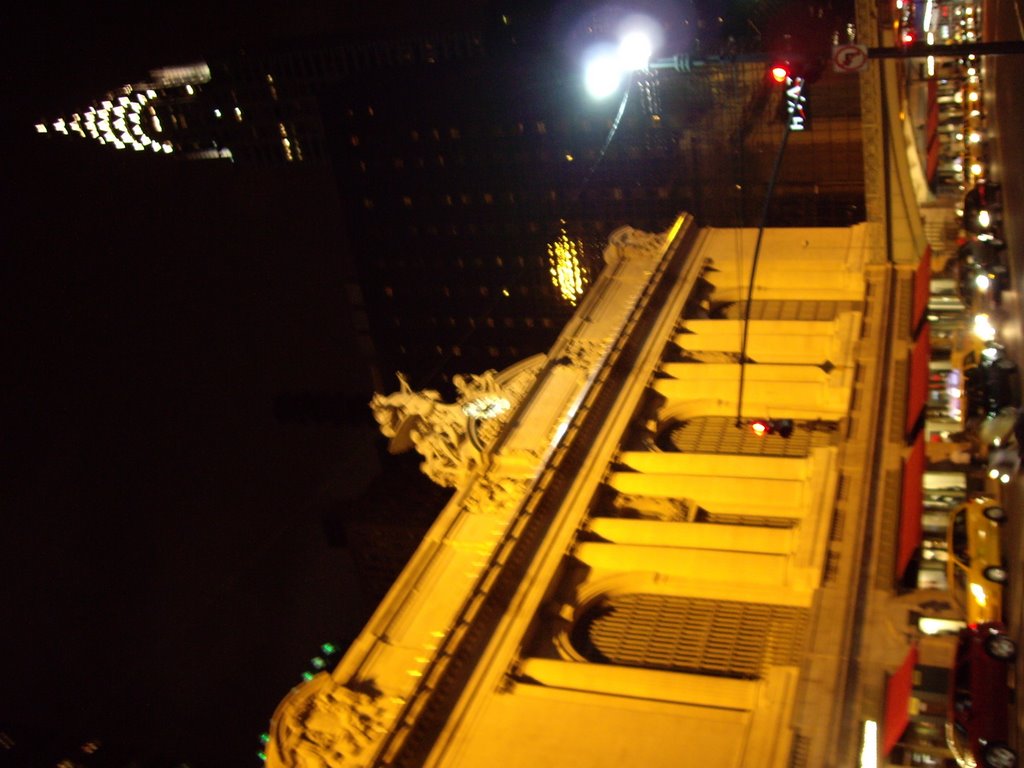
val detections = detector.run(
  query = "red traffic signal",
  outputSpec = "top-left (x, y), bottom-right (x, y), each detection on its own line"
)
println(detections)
top-left (749, 418), bottom-right (795, 438)
top-left (769, 63), bottom-right (791, 84)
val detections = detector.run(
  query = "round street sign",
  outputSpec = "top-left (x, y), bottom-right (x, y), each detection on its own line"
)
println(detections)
top-left (832, 44), bottom-right (869, 73)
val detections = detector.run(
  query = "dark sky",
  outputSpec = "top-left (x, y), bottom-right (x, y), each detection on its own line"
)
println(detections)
top-left (0, 0), bottom-right (814, 763)
top-left (0, 2), bottom-right (442, 765)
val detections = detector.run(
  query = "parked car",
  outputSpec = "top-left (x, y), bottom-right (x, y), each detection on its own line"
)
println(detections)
top-left (986, 445), bottom-right (1018, 486)
top-left (1015, 408), bottom-right (1024, 459)
top-left (961, 182), bottom-right (1003, 236)
top-left (977, 405), bottom-right (1018, 453)
top-left (946, 622), bottom-right (1017, 768)
top-left (956, 238), bottom-right (1009, 310)
top-left (945, 497), bottom-right (1008, 626)
top-left (958, 237), bottom-right (1009, 289)
top-left (964, 354), bottom-right (1021, 420)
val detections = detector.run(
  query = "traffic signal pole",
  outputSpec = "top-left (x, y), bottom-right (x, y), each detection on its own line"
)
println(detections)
top-left (647, 39), bottom-right (1024, 73)
top-left (866, 39), bottom-right (1024, 59)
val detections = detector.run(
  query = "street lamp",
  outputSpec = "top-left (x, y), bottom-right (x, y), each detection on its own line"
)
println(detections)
top-left (583, 44), bottom-right (630, 100)
top-left (582, 16), bottom-right (663, 100)
top-left (582, 24), bottom-right (804, 433)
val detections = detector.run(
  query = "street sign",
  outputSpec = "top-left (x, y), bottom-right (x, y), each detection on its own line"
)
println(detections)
top-left (832, 44), bottom-right (869, 73)
top-left (783, 76), bottom-right (808, 131)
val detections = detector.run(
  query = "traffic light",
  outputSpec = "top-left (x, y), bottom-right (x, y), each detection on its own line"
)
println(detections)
top-left (768, 62), bottom-right (792, 85)
top-left (749, 418), bottom-right (795, 438)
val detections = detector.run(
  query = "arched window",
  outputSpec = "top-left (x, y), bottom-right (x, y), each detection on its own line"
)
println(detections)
top-left (571, 594), bottom-right (809, 679)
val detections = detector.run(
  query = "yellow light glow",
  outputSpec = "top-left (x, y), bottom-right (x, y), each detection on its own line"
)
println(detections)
top-left (860, 720), bottom-right (878, 768)
top-left (547, 222), bottom-right (589, 306)
top-left (666, 215), bottom-right (684, 243)
top-left (973, 313), bottom-right (996, 341)
top-left (969, 582), bottom-right (988, 606)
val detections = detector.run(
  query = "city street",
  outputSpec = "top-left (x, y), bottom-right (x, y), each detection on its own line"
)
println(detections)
top-left (985, 0), bottom-right (1023, 745)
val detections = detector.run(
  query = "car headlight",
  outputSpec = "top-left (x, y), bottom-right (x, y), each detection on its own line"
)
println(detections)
top-left (974, 273), bottom-right (991, 291)
top-left (978, 209), bottom-right (991, 228)
top-left (973, 313), bottom-right (997, 341)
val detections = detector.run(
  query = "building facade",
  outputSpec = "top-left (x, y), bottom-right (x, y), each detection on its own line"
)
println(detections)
top-left (267, 211), bottom-right (927, 767)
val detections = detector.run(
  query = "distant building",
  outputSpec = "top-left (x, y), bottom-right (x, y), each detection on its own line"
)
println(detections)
top-left (35, 10), bottom-right (866, 391)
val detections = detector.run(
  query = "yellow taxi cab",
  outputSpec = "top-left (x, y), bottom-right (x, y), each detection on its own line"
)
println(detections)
top-left (946, 497), bottom-right (1009, 626)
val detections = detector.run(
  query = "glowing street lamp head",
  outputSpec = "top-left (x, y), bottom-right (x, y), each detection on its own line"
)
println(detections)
top-left (618, 30), bottom-right (653, 71)
top-left (582, 15), bottom-right (661, 100)
top-left (583, 48), bottom-right (625, 100)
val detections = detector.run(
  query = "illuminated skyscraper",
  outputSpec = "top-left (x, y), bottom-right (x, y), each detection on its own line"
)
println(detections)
top-left (35, 11), bottom-right (866, 391)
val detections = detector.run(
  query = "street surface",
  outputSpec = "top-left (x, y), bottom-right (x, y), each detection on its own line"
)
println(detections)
top-left (986, 0), bottom-right (1023, 745)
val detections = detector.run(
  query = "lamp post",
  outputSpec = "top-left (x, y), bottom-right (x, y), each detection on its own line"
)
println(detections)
top-left (583, 31), bottom-right (804, 432)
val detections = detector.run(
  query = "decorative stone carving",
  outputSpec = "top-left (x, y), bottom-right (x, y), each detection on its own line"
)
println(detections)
top-left (463, 474), bottom-right (532, 517)
top-left (269, 675), bottom-right (398, 768)
top-left (559, 338), bottom-right (605, 371)
top-left (369, 366), bottom-right (538, 488)
top-left (603, 226), bottom-right (666, 265)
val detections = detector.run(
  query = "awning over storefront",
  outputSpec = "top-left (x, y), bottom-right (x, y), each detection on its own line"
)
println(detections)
top-left (912, 246), bottom-right (931, 336)
top-left (883, 644), bottom-right (919, 754)
top-left (926, 136), bottom-right (940, 184)
top-left (906, 326), bottom-right (931, 437)
top-left (898, 433), bottom-right (925, 576)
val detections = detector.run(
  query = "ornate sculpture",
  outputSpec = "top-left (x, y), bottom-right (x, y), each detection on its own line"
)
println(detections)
top-left (369, 370), bottom-right (522, 488)
top-left (269, 674), bottom-right (398, 768)
top-left (603, 226), bottom-right (667, 265)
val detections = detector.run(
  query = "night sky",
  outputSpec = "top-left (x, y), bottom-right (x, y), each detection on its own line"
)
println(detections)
top-left (1, 2), bottom-right (462, 765)
top-left (1, 0), bottom-right (801, 763)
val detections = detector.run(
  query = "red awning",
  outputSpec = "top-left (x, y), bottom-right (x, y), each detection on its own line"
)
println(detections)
top-left (926, 136), bottom-right (940, 182)
top-left (883, 645), bottom-right (919, 754)
top-left (906, 327), bottom-right (931, 437)
top-left (898, 433), bottom-right (925, 576)
top-left (912, 246), bottom-right (931, 337)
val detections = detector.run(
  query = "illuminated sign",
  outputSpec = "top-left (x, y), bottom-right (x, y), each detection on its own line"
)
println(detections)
top-left (784, 76), bottom-right (808, 132)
